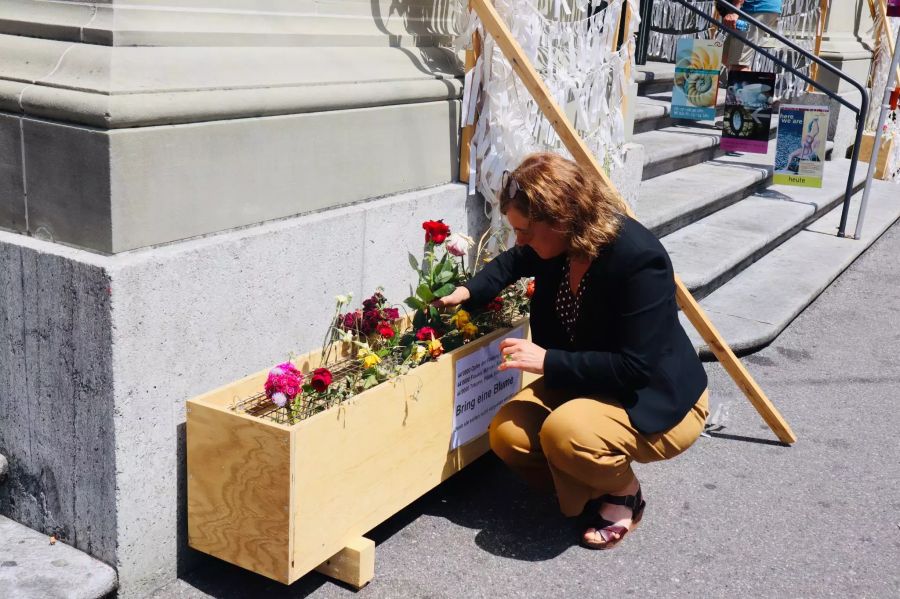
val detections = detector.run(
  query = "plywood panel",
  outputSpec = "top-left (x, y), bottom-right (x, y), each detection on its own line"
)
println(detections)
top-left (288, 321), bottom-right (527, 580)
top-left (187, 402), bottom-right (292, 583)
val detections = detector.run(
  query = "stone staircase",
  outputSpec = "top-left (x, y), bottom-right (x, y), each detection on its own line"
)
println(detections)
top-left (632, 62), bottom-right (900, 358)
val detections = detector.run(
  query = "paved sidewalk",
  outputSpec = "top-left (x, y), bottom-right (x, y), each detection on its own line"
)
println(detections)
top-left (156, 221), bottom-right (900, 599)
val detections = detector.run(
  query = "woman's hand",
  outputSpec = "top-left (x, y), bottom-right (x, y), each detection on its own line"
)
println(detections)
top-left (498, 338), bottom-right (546, 375)
top-left (432, 286), bottom-right (470, 308)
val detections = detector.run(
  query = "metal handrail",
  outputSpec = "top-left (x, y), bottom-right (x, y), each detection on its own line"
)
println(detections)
top-left (670, 0), bottom-right (870, 238)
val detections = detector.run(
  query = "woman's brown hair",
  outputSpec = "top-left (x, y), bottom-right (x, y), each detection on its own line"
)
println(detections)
top-left (498, 152), bottom-right (628, 260)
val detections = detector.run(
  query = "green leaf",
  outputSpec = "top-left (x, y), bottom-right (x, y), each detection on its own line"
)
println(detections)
top-left (433, 283), bottom-right (456, 298)
top-left (436, 268), bottom-right (454, 284)
top-left (408, 252), bottom-right (419, 271)
top-left (429, 305), bottom-right (440, 322)
top-left (405, 296), bottom-right (425, 311)
top-left (416, 284), bottom-right (435, 303)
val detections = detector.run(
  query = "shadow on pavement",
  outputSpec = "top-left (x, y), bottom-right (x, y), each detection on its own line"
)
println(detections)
top-left (169, 454), bottom-right (579, 597)
top-left (704, 430), bottom-right (791, 447)
top-left (373, 453), bottom-right (577, 562)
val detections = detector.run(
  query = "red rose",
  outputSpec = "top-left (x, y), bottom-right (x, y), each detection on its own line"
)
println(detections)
top-left (310, 368), bottom-right (333, 393)
top-left (377, 322), bottom-right (395, 338)
top-left (487, 297), bottom-right (504, 312)
top-left (526, 279), bottom-right (535, 298)
top-left (416, 326), bottom-right (437, 341)
top-left (422, 220), bottom-right (451, 244)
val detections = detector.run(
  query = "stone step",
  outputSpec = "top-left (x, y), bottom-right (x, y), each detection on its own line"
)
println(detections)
top-left (663, 156), bottom-right (868, 302)
top-left (634, 61), bottom-right (676, 96)
top-left (635, 113), bottom-right (815, 181)
top-left (682, 178), bottom-right (900, 358)
top-left (636, 151), bottom-right (773, 238)
top-left (636, 139), bottom-right (836, 238)
top-left (0, 516), bottom-right (117, 599)
top-left (636, 123), bottom-right (725, 180)
top-left (634, 90), bottom-right (726, 135)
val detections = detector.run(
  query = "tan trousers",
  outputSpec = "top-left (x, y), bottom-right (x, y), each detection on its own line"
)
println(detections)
top-left (722, 13), bottom-right (780, 68)
top-left (488, 378), bottom-right (709, 517)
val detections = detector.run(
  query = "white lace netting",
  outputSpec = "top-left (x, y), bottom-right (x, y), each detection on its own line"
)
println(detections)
top-left (456, 0), bottom-right (640, 235)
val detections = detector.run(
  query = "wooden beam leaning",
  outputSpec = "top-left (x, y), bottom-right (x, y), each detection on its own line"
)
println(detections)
top-left (613, 2), bottom-right (635, 120)
top-left (469, 0), bottom-right (797, 444)
top-left (459, 1), bottom-right (483, 184)
top-left (808, 0), bottom-right (830, 89)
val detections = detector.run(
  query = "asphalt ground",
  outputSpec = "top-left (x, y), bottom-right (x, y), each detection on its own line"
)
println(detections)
top-left (155, 220), bottom-right (900, 599)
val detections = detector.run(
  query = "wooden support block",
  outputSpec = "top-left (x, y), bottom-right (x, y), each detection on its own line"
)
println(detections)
top-left (316, 537), bottom-right (375, 590)
top-left (859, 132), bottom-right (895, 180)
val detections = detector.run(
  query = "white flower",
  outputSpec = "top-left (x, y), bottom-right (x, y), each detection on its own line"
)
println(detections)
top-left (335, 293), bottom-right (352, 305)
top-left (446, 232), bottom-right (474, 257)
top-left (410, 344), bottom-right (428, 363)
top-left (339, 330), bottom-right (354, 343)
top-left (271, 392), bottom-right (288, 407)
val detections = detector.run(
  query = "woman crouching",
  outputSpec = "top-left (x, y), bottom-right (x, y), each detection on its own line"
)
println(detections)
top-left (436, 152), bottom-right (709, 549)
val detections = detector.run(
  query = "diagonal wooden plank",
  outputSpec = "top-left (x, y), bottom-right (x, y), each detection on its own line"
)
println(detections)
top-left (469, 0), bottom-right (796, 444)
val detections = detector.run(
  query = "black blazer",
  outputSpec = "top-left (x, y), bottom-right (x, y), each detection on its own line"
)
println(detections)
top-left (463, 216), bottom-right (707, 435)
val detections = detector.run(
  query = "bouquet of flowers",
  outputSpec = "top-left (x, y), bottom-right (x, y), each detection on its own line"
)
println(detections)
top-left (235, 219), bottom-right (533, 424)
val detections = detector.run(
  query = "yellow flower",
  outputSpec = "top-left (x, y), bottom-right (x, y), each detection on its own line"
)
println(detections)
top-left (362, 353), bottom-right (381, 369)
top-left (452, 309), bottom-right (470, 329)
top-left (427, 338), bottom-right (444, 358)
top-left (461, 322), bottom-right (479, 341)
top-left (410, 344), bottom-right (428, 363)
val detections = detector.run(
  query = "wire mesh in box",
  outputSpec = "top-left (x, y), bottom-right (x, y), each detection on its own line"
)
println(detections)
top-left (230, 356), bottom-right (369, 425)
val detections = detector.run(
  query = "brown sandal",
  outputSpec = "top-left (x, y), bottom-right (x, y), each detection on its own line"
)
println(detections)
top-left (580, 487), bottom-right (646, 550)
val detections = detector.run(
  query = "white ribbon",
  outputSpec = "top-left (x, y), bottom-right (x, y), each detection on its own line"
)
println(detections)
top-left (457, 0), bottom-right (639, 222)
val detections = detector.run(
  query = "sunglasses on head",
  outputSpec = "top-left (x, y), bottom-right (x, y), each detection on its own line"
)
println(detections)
top-left (500, 170), bottom-right (521, 200)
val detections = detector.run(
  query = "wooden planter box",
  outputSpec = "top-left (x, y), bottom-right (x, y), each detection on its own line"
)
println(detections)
top-left (187, 319), bottom-right (532, 588)
top-left (859, 132), bottom-right (896, 180)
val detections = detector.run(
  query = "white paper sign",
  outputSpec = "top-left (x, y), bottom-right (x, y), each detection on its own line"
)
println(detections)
top-left (451, 325), bottom-right (526, 449)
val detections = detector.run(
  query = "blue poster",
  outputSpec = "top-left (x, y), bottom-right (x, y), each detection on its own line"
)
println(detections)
top-left (671, 38), bottom-right (723, 121)
top-left (773, 105), bottom-right (829, 188)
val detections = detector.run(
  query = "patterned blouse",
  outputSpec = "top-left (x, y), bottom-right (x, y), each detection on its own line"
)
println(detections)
top-left (556, 259), bottom-right (590, 343)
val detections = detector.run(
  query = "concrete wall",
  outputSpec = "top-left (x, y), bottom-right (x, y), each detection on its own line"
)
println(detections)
top-left (0, 1), bottom-right (465, 254)
top-left (0, 182), bottom-right (485, 597)
top-left (2, 101), bottom-right (460, 253)
top-left (0, 243), bottom-right (116, 564)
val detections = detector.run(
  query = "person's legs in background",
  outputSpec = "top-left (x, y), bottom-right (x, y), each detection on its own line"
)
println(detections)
top-left (724, 12), bottom-right (780, 72)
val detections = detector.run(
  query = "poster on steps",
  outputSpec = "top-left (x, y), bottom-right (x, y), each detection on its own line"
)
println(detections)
top-left (888, 0), bottom-right (899, 17)
top-left (721, 71), bottom-right (775, 154)
top-left (773, 105), bottom-right (830, 188)
top-left (671, 38), bottom-right (723, 121)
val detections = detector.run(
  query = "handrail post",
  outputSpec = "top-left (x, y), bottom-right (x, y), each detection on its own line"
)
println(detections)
top-left (855, 27), bottom-right (900, 239)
